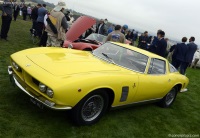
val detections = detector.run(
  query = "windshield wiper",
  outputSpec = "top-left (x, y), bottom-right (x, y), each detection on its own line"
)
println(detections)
top-left (102, 53), bottom-right (115, 64)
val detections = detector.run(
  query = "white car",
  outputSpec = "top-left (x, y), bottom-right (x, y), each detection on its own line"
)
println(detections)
top-left (192, 50), bottom-right (200, 68)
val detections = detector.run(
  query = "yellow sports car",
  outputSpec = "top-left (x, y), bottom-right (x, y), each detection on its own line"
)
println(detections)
top-left (8, 42), bottom-right (189, 125)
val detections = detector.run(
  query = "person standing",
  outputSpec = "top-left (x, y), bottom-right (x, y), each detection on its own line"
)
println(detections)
top-left (171, 37), bottom-right (188, 72)
top-left (27, 6), bottom-right (32, 20)
top-left (103, 18), bottom-right (108, 35)
top-left (121, 24), bottom-right (128, 35)
top-left (37, 4), bottom-right (47, 38)
top-left (138, 33), bottom-right (143, 47)
top-left (84, 26), bottom-right (95, 38)
top-left (125, 30), bottom-right (131, 40)
top-left (167, 44), bottom-right (176, 61)
top-left (105, 25), bottom-right (125, 43)
top-left (0, 0), bottom-right (13, 41)
top-left (31, 4), bottom-right (40, 31)
top-left (181, 37), bottom-right (198, 74)
top-left (156, 31), bottom-right (167, 57)
top-left (139, 31), bottom-right (149, 50)
top-left (96, 19), bottom-right (107, 36)
top-left (132, 31), bottom-right (138, 46)
top-left (21, 4), bottom-right (27, 20)
top-left (13, 3), bottom-right (20, 21)
top-left (45, 3), bottom-right (68, 47)
top-left (149, 30), bottom-right (162, 54)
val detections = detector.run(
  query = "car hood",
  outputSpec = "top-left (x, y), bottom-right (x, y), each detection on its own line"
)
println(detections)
top-left (66, 16), bottom-right (96, 42)
top-left (26, 49), bottom-right (120, 76)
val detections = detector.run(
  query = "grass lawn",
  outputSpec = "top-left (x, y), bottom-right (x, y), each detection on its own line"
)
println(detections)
top-left (0, 18), bottom-right (200, 138)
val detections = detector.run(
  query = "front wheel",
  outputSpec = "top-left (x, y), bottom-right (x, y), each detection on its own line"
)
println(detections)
top-left (72, 90), bottom-right (109, 125)
top-left (158, 87), bottom-right (178, 108)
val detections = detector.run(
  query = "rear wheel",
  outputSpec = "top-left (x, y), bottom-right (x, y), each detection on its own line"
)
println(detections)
top-left (158, 87), bottom-right (177, 108)
top-left (72, 90), bottom-right (109, 125)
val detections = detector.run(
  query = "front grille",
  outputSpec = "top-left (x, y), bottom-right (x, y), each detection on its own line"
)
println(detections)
top-left (32, 77), bottom-right (40, 86)
top-left (10, 60), bottom-right (54, 101)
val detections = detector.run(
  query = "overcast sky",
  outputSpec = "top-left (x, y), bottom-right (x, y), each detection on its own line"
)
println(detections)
top-left (49, 0), bottom-right (200, 45)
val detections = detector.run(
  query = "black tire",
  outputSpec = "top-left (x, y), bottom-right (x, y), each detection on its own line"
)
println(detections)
top-left (71, 90), bottom-right (109, 126)
top-left (158, 87), bottom-right (178, 108)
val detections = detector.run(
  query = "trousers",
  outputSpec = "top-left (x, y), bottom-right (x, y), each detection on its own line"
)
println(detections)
top-left (1, 15), bottom-right (12, 39)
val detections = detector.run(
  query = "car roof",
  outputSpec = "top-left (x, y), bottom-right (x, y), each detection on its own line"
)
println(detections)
top-left (111, 42), bottom-right (167, 61)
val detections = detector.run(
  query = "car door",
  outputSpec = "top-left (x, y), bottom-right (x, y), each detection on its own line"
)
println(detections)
top-left (132, 58), bottom-right (170, 102)
top-left (116, 74), bottom-right (139, 105)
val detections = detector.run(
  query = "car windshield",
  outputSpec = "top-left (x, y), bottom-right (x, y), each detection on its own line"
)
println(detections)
top-left (92, 43), bottom-right (149, 73)
top-left (86, 33), bottom-right (107, 43)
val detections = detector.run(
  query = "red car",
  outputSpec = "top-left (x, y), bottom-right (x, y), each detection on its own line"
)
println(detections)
top-left (63, 16), bottom-right (131, 51)
top-left (63, 16), bottom-right (103, 51)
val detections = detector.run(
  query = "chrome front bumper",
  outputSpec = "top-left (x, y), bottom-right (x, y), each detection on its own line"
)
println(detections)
top-left (8, 66), bottom-right (72, 110)
top-left (180, 88), bottom-right (188, 93)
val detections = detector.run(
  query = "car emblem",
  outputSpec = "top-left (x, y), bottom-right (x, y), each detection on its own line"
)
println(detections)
top-left (26, 64), bottom-right (31, 67)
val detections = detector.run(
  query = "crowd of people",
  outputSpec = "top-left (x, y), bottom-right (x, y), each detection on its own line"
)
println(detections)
top-left (12, 3), bottom-right (33, 21)
top-left (0, 0), bottom-right (199, 75)
top-left (97, 20), bottom-right (199, 75)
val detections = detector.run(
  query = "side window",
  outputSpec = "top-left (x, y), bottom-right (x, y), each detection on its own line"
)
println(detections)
top-left (169, 63), bottom-right (178, 73)
top-left (148, 58), bottom-right (166, 75)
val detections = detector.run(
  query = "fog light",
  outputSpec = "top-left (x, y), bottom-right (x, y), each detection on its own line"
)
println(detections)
top-left (39, 83), bottom-right (47, 93)
top-left (46, 88), bottom-right (54, 98)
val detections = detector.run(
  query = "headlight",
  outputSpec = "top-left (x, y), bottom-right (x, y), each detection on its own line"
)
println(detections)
top-left (12, 62), bottom-right (21, 71)
top-left (46, 88), bottom-right (54, 98)
top-left (39, 83), bottom-right (47, 93)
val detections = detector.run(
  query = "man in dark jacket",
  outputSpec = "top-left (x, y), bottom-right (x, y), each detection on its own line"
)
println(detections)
top-left (172, 37), bottom-right (188, 72)
top-left (139, 31), bottom-right (149, 50)
top-left (13, 3), bottom-right (20, 21)
top-left (156, 31), bottom-right (167, 57)
top-left (0, 0), bottom-right (13, 41)
top-left (21, 4), bottom-right (27, 20)
top-left (96, 19), bottom-right (107, 36)
top-left (180, 37), bottom-right (197, 74)
top-left (31, 5), bottom-right (39, 21)
top-left (132, 31), bottom-right (138, 46)
top-left (149, 30), bottom-right (162, 54)
top-left (31, 4), bottom-right (40, 33)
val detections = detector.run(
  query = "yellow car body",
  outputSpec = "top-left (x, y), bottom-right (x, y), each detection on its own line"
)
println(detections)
top-left (8, 42), bottom-right (189, 125)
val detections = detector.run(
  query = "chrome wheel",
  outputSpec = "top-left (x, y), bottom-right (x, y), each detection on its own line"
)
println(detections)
top-left (165, 89), bottom-right (176, 106)
top-left (81, 95), bottom-right (104, 122)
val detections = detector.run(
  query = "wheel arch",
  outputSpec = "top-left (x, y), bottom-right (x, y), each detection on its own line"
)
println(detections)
top-left (96, 88), bottom-right (115, 108)
top-left (80, 87), bottom-right (115, 108)
top-left (173, 83), bottom-right (182, 92)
